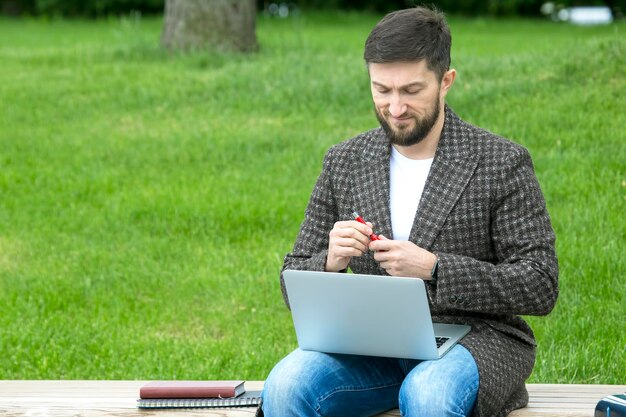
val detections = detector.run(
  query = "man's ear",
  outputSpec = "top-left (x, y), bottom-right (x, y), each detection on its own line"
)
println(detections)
top-left (440, 69), bottom-right (456, 97)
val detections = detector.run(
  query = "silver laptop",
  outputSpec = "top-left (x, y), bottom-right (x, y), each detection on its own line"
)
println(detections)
top-left (282, 270), bottom-right (470, 360)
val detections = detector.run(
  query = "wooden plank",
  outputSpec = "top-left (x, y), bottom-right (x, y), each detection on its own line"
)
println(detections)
top-left (509, 384), bottom-right (626, 417)
top-left (0, 381), bottom-right (263, 417)
top-left (0, 381), bottom-right (624, 417)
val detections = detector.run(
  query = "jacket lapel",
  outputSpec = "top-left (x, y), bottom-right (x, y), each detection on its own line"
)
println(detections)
top-left (352, 128), bottom-right (393, 241)
top-left (409, 107), bottom-right (479, 250)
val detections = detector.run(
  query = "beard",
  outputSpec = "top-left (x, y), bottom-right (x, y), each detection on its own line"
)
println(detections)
top-left (375, 96), bottom-right (441, 147)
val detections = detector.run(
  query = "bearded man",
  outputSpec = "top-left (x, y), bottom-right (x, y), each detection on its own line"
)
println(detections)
top-left (260, 6), bottom-right (559, 417)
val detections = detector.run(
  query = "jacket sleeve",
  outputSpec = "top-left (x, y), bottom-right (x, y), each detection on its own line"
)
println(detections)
top-left (279, 147), bottom-right (339, 308)
top-left (432, 147), bottom-right (559, 316)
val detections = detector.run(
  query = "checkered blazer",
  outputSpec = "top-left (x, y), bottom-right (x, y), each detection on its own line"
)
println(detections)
top-left (278, 106), bottom-right (559, 417)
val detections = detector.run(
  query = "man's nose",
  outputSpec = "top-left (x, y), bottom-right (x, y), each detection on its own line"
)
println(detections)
top-left (388, 93), bottom-right (407, 117)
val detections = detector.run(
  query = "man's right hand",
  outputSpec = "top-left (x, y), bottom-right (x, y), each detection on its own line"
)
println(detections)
top-left (325, 220), bottom-right (374, 272)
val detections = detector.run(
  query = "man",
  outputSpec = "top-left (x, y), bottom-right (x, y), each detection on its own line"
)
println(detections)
top-left (261, 6), bottom-right (558, 417)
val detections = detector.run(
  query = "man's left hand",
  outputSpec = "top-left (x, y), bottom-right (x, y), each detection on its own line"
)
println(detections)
top-left (369, 235), bottom-right (437, 279)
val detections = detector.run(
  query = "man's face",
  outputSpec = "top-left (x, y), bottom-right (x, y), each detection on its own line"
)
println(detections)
top-left (369, 60), bottom-right (445, 147)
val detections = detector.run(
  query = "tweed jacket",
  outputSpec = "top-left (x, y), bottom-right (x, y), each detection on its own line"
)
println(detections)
top-left (275, 106), bottom-right (559, 417)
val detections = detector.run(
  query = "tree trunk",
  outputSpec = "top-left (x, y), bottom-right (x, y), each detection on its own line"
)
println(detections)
top-left (161, 0), bottom-right (258, 53)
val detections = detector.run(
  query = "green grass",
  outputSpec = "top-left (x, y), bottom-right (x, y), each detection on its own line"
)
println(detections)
top-left (0, 13), bottom-right (624, 383)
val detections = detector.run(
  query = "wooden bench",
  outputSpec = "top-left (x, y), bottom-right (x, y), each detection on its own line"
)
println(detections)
top-left (1, 381), bottom-right (624, 416)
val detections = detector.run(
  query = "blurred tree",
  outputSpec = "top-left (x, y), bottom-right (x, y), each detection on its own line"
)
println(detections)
top-left (161, 0), bottom-right (258, 52)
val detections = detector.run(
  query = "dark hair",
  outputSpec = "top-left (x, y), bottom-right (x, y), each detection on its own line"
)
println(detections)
top-left (364, 6), bottom-right (451, 81)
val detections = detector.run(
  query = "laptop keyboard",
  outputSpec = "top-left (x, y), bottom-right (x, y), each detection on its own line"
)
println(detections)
top-left (435, 337), bottom-right (449, 348)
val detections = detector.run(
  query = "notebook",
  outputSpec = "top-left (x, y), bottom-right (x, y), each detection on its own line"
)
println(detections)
top-left (136, 390), bottom-right (262, 409)
top-left (282, 270), bottom-right (470, 360)
top-left (139, 380), bottom-right (245, 399)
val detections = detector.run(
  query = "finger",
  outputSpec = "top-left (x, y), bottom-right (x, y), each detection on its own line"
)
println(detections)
top-left (331, 243), bottom-right (366, 258)
top-left (373, 250), bottom-right (392, 262)
top-left (369, 238), bottom-right (393, 252)
top-left (331, 225), bottom-right (372, 247)
top-left (333, 220), bottom-right (373, 237)
top-left (333, 231), bottom-right (370, 250)
top-left (380, 262), bottom-right (391, 272)
top-left (333, 237), bottom-right (368, 254)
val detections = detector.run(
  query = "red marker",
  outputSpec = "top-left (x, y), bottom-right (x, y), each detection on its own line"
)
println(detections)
top-left (352, 210), bottom-right (381, 241)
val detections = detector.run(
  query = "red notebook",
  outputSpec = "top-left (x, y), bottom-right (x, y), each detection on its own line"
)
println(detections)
top-left (139, 381), bottom-right (245, 399)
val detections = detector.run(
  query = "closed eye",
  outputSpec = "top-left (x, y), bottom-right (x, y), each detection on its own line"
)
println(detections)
top-left (372, 82), bottom-right (390, 94)
top-left (405, 88), bottom-right (422, 95)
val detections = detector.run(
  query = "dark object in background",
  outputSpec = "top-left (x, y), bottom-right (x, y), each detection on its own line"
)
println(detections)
top-left (1, 0), bottom-right (623, 18)
top-left (595, 394), bottom-right (626, 417)
top-left (0, 0), bottom-right (163, 17)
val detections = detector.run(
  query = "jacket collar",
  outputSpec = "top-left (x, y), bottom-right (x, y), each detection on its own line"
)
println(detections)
top-left (359, 105), bottom-right (477, 163)
top-left (355, 105), bottom-right (480, 249)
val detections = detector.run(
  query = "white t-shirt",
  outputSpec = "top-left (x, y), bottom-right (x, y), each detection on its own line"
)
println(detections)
top-left (389, 146), bottom-right (434, 241)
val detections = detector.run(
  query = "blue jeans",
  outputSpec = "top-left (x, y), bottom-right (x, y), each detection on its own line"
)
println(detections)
top-left (261, 344), bottom-right (479, 417)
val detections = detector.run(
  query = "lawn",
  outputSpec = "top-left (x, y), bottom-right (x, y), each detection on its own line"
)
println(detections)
top-left (0, 12), bottom-right (624, 383)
